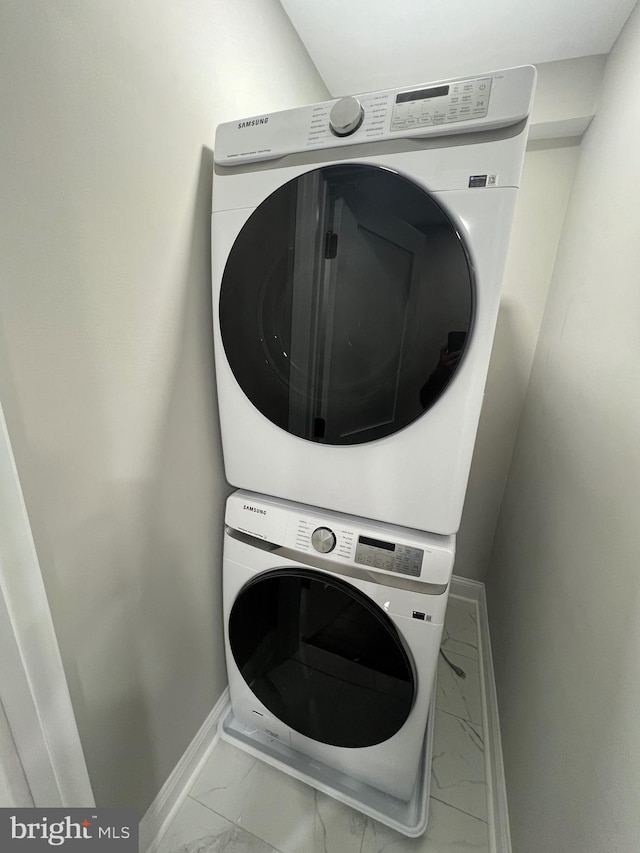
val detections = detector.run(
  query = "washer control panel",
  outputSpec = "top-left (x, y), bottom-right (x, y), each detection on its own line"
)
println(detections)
top-left (391, 76), bottom-right (491, 131)
top-left (225, 490), bottom-right (456, 586)
top-left (355, 535), bottom-right (423, 578)
top-left (296, 522), bottom-right (423, 577)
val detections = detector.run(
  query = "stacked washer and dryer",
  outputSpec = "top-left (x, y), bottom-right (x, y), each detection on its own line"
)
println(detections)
top-left (211, 66), bottom-right (536, 835)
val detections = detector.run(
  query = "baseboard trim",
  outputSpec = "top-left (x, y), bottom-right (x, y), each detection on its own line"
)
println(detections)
top-left (449, 573), bottom-right (483, 601)
top-left (139, 687), bottom-right (230, 853)
top-left (450, 574), bottom-right (512, 853)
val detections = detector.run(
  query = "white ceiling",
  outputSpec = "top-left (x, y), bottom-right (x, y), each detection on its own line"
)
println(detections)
top-left (280, 0), bottom-right (637, 96)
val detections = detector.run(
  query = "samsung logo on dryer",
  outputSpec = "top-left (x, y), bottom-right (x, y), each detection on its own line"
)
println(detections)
top-left (243, 504), bottom-right (267, 515)
top-left (237, 117), bottom-right (269, 129)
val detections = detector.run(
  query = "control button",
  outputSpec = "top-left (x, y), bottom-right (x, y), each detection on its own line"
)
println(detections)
top-left (329, 97), bottom-right (365, 137)
top-left (311, 527), bottom-right (336, 554)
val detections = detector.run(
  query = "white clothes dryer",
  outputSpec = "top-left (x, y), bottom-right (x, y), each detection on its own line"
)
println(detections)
top-left (221, 489), bottom-right (455, 822)
top-left (212, 66), bottom-right (536, 535)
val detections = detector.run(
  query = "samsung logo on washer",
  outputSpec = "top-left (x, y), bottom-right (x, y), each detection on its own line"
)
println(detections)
top-left (243, 504), bottom-right (267, 515)
top-left (237, 117), bottom-right (269, 129)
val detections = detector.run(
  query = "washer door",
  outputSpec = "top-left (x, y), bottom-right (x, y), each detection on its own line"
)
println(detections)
top-left (220, 163), bottom-right (474, 445)
top-left (228, 568), bottom-right (415, 748)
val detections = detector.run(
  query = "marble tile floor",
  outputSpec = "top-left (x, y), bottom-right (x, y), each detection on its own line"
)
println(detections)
top-left (156, 595), bottom-right (490, 853)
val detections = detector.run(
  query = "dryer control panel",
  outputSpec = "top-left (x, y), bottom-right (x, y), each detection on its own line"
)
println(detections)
top-left (214, 65), bottom-right (535, 165)
top-left (390, 76), bottom-right (491, 131)
top-left (354, 535), bottom-right (423, 578)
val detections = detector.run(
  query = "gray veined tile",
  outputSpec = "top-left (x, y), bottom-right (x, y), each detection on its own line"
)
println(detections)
top-left (173, 825), bottom-right (279, 853)
top-left (436, 648), bottom-right (483, 726)
top-left (440, 597), bottom-right (479, 661)
top-left (191, 739), bottom-right (257, 809)
top-left (360, 797), bottom-right (489, 853)
top-left (312, 788), bottom-right (368, 853)
top-left (190, 739), bottom-right (366, 853)
top-left (155, 796), bottom-right (280, 853)
top-left (430, 710), bottom-right (487, 822)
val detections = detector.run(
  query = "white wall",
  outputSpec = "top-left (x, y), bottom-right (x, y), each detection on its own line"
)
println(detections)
top-left (529, 54), bottom-right (606, 139)
top-left (0, 0), bottom-right (327, 814)
top-left (454, 56), bottom-right (610, 580)
top-left (486, 2), bottom-right (640, 850)
top-left (456, 138), bottom-right (580, 579)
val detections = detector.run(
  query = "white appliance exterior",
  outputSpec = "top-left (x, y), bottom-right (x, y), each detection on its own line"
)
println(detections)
top-left (212, 67), bottom-right (535, 535)
top-left (223, 490), bottom-right (455, 801)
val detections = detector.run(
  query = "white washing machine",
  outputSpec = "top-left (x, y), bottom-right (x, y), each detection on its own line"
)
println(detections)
top-left (212, 66), bottom-right (536, 535)
top-left (221, 490), bottom-right (455, 832)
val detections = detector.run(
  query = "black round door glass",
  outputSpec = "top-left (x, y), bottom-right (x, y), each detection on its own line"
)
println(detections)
top-left (229, 569), bottom-right (415, 748)
top-left (220, 164), bottom-right (474, 445)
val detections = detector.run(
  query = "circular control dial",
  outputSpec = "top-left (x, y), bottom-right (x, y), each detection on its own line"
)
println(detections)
top-left (329, 97), bottom-right (365, 137)
top-left (311, 526), bottom-right (337, 554)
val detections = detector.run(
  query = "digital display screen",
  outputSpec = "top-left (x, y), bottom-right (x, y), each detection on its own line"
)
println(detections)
top-left (358, 535), bottom-right (395, 552)
top-left (396, 85), bottom-right (449, 104)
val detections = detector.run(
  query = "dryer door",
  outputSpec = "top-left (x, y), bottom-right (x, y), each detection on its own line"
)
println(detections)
top-left (228, 568), bottom-right (415, 748)
top-left (220, 164), bottom-right (474, 445)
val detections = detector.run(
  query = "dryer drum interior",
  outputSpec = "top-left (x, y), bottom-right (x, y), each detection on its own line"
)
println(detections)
top-left (220, 164), bottom-right (475, 445)
top-left (228, 568), bottom-right (416, 748)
